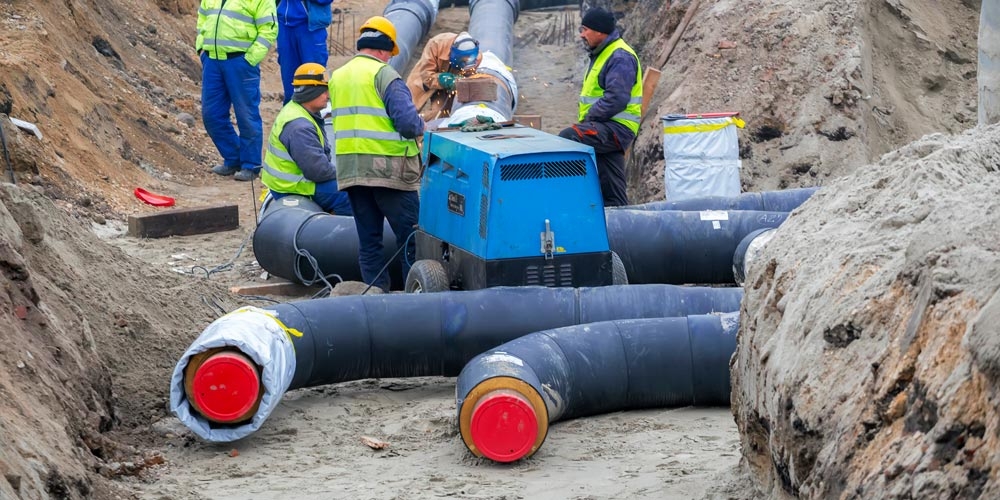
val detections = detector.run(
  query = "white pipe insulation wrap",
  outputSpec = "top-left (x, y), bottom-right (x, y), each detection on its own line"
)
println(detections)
top-left (981, 0), bottom-right (1000, 125)
top-left (169, 307), bottom-right (297, 442)
top-left (444, 51), bottom-right (519, 127)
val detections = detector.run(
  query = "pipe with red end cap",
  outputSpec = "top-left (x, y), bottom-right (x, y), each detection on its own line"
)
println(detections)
top-left (456, 314), bottom-right (739, 462)
top-left (183, 349), bottom-right (263, 424)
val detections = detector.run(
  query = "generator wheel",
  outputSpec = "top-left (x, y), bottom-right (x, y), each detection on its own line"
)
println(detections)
top-left (406, 259), bottom-right (450, 293)
top-left (611, 251), bottom-right (628, 285)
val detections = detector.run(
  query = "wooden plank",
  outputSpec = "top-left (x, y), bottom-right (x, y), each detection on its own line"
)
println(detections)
top-left (514, 114), bottom-right (543, 130)
top-left (229, 281), bottom-right (320, 297)
top-left (455, 78), bottom-right (498, 102)
top-left (127, 204), bottom-right (239, 238)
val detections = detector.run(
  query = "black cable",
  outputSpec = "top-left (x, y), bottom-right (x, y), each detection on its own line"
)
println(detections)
top-left (0, 118), bottom-right (15, 184)
top-left (359, 227), bottom-right (418, 295)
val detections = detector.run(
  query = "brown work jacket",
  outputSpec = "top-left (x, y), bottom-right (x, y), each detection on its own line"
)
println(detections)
top-left (405, 32), bottom-right (484, 121)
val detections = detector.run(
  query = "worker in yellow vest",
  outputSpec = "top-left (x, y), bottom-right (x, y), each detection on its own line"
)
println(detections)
top-left (328, 17), bottom-right (425, 291)
top-left (558, 7), bottom-right (642, 207)
top-left (261, 63), bottom-right (352, 215)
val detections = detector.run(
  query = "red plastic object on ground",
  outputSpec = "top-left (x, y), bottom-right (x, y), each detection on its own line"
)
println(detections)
top-left (190, 351), bottom-right (261, 424)
top-left (470, 391), bottom-right (539, 463)
top-left (134, 187), bottom-right (176, 207)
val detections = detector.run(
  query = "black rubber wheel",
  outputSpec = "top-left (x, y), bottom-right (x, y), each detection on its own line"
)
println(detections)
top-left (611, 251), bottom-right (628, 285)
top-left (405, 259), bottom-right (450, 293)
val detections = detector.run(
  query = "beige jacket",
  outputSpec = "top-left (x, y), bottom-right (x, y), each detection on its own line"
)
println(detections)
top-left (405, 32), bottom-right (483, 120)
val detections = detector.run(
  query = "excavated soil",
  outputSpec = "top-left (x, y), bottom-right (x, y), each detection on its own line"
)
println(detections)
top-left (0, 0), bottom-right (987, 498)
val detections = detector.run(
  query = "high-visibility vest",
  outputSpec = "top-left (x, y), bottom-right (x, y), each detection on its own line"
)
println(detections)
top-left (329, 56), bottom-right (418, 158)
top-left (196, 0), bottom-right (276, 63)
top-left (578, 38), bottom-right (642, 134)
top-left (261, 102), bottom-right (320, 196)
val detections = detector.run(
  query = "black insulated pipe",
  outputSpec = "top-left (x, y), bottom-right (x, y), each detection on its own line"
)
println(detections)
top-left (621, 187), bottom-right (819, 212)
top-left (444, 0), bottom-right (575, 8)
top-left (386, 0), bottom-right (440, 75)
top-left (732, 227), bottom-right (776, 286)
top-left (252, 196), bottom-right (403, 288)
top-left (606, 209), bottom-right (789, 284)
top-left (455, 313), bottom-right (739, 462)
top-left (280, 284), bottom-right (743, 389)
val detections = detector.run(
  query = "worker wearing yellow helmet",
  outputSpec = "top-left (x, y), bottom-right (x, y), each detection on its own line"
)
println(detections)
top-left (261, 63), bottom-right (352, 215)
top-left (328, 16), bottom-right (425, 291)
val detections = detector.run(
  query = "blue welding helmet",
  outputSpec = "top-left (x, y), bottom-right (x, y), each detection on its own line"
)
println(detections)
top-left (450, 32), bottom-right (480, 71)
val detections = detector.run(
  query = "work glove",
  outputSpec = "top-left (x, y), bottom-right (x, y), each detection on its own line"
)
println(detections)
top-left (437, 72), bottom-right (456, 90)
top-left (459, 115), bottom-right (501, 132)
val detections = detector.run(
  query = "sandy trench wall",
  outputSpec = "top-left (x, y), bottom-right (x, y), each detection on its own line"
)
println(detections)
top-left (731, 124), bottom-right (1000, 498)
top-left (622, 0), bottom-right (978, 204)
top-left (0, 184), bottom-right (229, 499)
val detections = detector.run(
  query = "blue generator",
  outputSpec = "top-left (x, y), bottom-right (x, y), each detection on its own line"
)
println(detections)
top-left (406, 126), bottom-right (626, 292)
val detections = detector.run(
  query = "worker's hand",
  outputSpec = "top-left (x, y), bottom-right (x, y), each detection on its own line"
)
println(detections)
top-left (437, 72), bottom-right (456, 91)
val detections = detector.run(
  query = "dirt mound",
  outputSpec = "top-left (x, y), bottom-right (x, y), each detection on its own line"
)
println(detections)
top-left (624, 0), bottom-right (978, 202)
top-left (733, 123), bottom-right (1000, 497)
top-left (0, 184), bottom-right (232, 499)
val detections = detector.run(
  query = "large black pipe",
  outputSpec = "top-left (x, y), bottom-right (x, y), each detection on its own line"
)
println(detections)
top-left (605, 209), bottom-right (789, 284)
top-left (621, 187), bottom-right (819, 212)
top-left (253, 200), bottom-right (789, 287)
top-left (444, 0), bottom-right (574, 8)
top-left (282, 284), bottom-right (742, 388)
top-left (455, 313), bottom-right (738, 462)
top-left (252, 197), bottom-right (403, 288)
top-left (386, 0), bottom-right (440, 75)
top-left (732, 227), bottom-right (776, 286)
top-left (174, 284), bottom-right (744, 441)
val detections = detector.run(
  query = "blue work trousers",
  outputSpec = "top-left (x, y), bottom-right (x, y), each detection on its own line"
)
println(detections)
top-left (200, 54), bottom-right (263, 170)
top-left (346, 186), bottom-right (419, 291)
top-left (271, 179), bottom-right (353, 216)
top-left (278, 23), bottom-right (329, 105)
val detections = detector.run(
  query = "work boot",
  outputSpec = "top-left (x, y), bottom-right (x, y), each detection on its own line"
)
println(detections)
top-left (211, 164), bottom-right (240, 176)
top-left (233, 168), bottom-right (259, 182)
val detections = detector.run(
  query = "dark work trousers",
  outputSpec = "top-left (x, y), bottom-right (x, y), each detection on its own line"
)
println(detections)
top-left (200, 53), bottom-right (263, 171)
top-left (277, 23), bottom-right (329, 105)
top-left (558, 121), bottom-right (630, 207)
top-left (346, 186), bottom-right (419, 291)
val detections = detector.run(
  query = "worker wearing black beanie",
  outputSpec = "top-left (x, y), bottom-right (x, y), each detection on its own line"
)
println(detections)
top-left (560, 6), bottom-right (642, 207)
top-left (581, 7), bottom-right (616, 35)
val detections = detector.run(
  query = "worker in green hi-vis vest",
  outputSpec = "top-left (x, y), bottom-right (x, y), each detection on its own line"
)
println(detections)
top-left (559, 7), bottom-right (642, 207)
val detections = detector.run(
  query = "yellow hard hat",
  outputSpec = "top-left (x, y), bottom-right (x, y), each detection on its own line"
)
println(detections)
top-left (358, 16), bottom-right (399, 56)
top-left (292, 63), bottom-right (328, 86)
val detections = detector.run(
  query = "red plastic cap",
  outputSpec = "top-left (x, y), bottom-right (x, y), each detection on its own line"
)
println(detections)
top-left (191, 352), bottom-right (261, 423)
top-left (470, 392), bottom-right (538, 463)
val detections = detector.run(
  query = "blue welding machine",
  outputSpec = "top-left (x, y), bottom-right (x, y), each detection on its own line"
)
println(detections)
top-left (406, 126), bottom-right (626, 292)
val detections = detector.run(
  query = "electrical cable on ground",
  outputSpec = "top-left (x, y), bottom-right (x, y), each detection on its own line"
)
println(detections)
top-left (360, 230), bottom-right (415, 295)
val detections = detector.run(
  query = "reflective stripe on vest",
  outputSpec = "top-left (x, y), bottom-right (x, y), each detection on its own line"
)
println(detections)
top-left (329, 56), bottom-right (417, 158)
top-left (261, 102), bottom-right (320, 196)
top-left (198, 0), bottom-right (274, 56)
top-left (578, 38), bottom-right (642, 134)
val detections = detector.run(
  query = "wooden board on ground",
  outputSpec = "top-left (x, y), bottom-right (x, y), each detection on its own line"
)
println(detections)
top-left (127, 204), bottom-right (239, 238)
top-left (514, 114), bottom-right (542, 129)
top-left (229, 280), bottom-right (320, 297)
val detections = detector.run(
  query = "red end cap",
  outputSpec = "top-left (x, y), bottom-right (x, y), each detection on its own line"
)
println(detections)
top-left (191, 352), bottom-right (261, 423)
top-left (470, 392), bottom-right (538, 463)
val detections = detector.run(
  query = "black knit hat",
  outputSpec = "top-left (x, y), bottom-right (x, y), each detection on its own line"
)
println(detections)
top-left (292, 85), bottom-right (327, 104)
top-left (357, 30), bottom-right (394, 52)
top-left (581, 7), bottom-right (615, 35)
